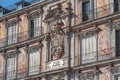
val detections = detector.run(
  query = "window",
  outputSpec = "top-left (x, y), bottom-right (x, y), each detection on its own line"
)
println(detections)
top-left (7, 57), bottom-right (16, 80)
top-left (116, 31), bottom-right (120, 56)
top-left (82, 1), bottom-right (90, 21)
top-left (7, 23), bottom-right (18, 45)
top-left (114, 0), bottom-right (119, 12)
top-left (17, 4), bottom-right (22, 10)
top-left (29, 51), bottom-right (40, 75)
top-left (79, 34), bottom-right (97, 64)
top-left (30, 17), bottom-right (40, 38)
top-left (114, 74), bottom-right (120, 80)
top-left (0, 9), bottom-right (3, 17)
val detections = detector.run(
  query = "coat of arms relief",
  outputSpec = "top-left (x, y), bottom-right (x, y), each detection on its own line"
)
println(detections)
top-left (44, 4), bottom-right (68, 60)
top-left (50, 20), bottom-right (65, 60)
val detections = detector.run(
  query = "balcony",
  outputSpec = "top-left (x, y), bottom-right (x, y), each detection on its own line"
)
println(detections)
top-left (79, 47), bottom-right (116, 64)
top-left (80, 2), bottom-right (120, 22)
top-left (0, 26), bottom-right (41, 48)
top-left (0, 65), bottom-right (40, 80)
top-left (6, 70), bottom-right (16, 80)
top-left (17, 65), bottom-right (40, 79)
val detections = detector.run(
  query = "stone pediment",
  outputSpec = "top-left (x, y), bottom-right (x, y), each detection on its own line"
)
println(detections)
top-left (44, 5), bottom-right (68, 23)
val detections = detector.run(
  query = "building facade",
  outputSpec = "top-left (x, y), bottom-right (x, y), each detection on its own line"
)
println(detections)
top-left (0, 0), bottom-right (119, 80)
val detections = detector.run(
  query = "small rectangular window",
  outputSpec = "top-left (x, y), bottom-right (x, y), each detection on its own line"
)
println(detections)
top-left (82, 1), bottom-right (90, 21)
top-left (7, 24), bottom-right (18, 45)
top-left (114, 74), bottom-right (120, 80)
top-left (116, 31), bottom-right (120, 56)
top-left (114, 0), bottom-right (119, 12)
top-left (7, 57), bottom-right (16, 80)
top-left (29, 51), bottom-right (40, 75)
top-left (30, 17), bottom-right (41, 38)
top-left (0, 10), bottom-right (3, 17)
top-left (17, 4), bottom-right (22, 10)
top-left (79, 35), bottom-right (97, 64)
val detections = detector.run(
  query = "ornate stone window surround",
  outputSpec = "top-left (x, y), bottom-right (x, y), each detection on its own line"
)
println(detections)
top-left (78, 27), bottom-right (100, 64)
top-left (27, 11), bottom-right (42, 38)
top-left (78, 0), bottom-right (95, 23)
top-left (5, 50), bottom-right (18, 80)
top-left (4, 18), bottom-right (20, 45)
top-left (26, 44), bottom-right (41, 75)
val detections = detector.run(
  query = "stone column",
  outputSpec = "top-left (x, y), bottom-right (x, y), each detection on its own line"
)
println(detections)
top-left (25, 45), bottom-right (29, 77)
top-left (16, 48), bottom-right (19, 79)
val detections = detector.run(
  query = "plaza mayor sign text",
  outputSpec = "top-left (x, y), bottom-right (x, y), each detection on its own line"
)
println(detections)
top-left (49, 59), bottom-right (64, 69)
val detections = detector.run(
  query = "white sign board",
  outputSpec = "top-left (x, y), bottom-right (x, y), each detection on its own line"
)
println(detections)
top-left (49, 59), bottom-right (64, 69)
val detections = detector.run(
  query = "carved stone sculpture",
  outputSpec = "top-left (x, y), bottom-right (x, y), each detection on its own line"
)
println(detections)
top-left (50, 20), bottom-right (65, 60)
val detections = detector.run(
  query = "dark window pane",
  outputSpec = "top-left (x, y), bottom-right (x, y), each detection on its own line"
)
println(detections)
top-left (82, 1), bottom-right (90, 21)
top-left (116, 31), bottom-right (120, 56)
top-left (30, 20), bottom-right (34, 38)
top-left (114, 0), bottom-right (119, 12)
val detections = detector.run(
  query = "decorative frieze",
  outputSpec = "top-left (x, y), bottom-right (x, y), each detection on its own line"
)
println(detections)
top-left (110, 66), bottom-right (120, 74)
top-left (78, 27), bottom-right (100, 38)
top-left (48, 71), bottom-right (66, 80)
top-left (5, 51), bottom-right (17, 59)
top-left (27, 45), bottom-right (40, 53)
top-left (105, 21), bottom-right (119, 31)
top-left (79, 70), bottom-right (99, 80)
top-left (26, 11), bottom-right (40, 19)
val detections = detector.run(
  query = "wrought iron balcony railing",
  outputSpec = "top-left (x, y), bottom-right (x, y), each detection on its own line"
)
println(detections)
top-left (17, 65), bottom-right (40, 79)
top-left (0, 26), bottom-right (41, 48)
top-left (79, 2), bottom-right (120, 22)
top-left (78, 47), bottom-right (116, 64)
top-left (0, 65), bottom-right (40, 80)
top-left (6, 70), bottom-right (16, 80)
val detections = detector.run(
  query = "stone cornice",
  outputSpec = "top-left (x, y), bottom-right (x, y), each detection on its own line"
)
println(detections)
top-left (0, 0), bottom-right (66, 22)
top-left (75, 27), bottom-right (100, 37)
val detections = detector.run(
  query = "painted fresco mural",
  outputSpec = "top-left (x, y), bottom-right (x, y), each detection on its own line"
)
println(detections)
top-left (0, 54), bottom-right (4, 78)
top-left (0, 23), bottom-right (5, 47)
top-left (98, 24), bottom-right (110, 56)
top-left (18, 15), bottom-right (28, 42)
top-left (96, 0), bottom-right (109, 18)
top-left (99, 67), bottom-right (110, 80)
top-left (18, 48), bottom-right (27, 78)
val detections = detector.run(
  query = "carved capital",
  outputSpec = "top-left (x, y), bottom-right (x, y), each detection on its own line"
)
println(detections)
top-left (26, 11), bottom-right (40, 20)
top-left (110, 66), bottom-right (120, 74)
top-left (39, 6), bottom-right (44, 14)
top-left (5, 51), bottom-right (17, 59)
top-left (78, 28), bottom-right (100, 38)
top-left (27, 45), bottom-right (40, 53)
